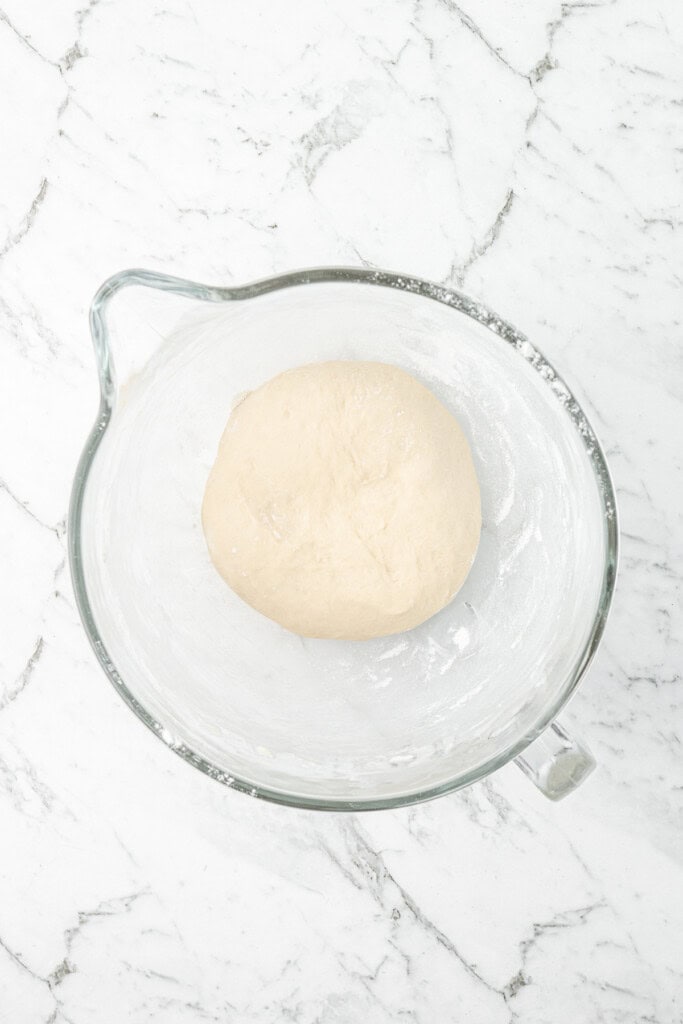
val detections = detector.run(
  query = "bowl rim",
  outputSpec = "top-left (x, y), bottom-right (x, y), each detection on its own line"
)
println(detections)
top-left (68, 266), bottom-right (619, 811)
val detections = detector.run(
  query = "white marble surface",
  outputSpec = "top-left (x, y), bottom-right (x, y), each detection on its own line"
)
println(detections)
top-left (1, 0), bottom-right (682, 1020)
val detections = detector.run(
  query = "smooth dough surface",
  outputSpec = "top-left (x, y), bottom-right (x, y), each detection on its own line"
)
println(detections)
top-left (202, 361), bottom-right (481, 640)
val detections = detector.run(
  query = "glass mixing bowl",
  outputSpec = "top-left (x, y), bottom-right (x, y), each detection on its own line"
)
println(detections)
top-left (69, 268), bottom-right (618, 810)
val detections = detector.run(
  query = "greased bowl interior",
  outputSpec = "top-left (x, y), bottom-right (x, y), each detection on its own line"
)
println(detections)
top-left (70, 270), bottom-right (617, 809)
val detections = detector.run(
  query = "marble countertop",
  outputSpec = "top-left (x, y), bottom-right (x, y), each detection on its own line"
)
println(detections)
top-left (1, 0), bottom-right (681, 1020)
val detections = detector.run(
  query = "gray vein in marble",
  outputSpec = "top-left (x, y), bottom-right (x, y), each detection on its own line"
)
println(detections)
top-left (504, 904), bottom-right (609, 1016)
top-left (518, 902), bottom-right (606, 965)
top-left (438, 0), bottom-right (527, 80)
top-left (60, 40), bottom-right (84, 72)
top-left (52, 0), bottom-right (106, 137)
top-left (0, 932), bottom-right (39, 980)
top-left (528, 3), bottom-right (609, 107)
top-left (300, 85), bottom-right (383, 187)
top-left (454, 188), bottom-right (515, 284)
top-left (502, 968), bottom-right (531, 1003)
top-left (421, 93), bottom-right (475, 237)
top-left (353, 35), bottom-right (405, 91)
top-left (0, 292), bottom-right (66, 360)
top-left (59, 892), bottom-right (147, 964)
top-left (136, 45), bottom-right (198, 71)
top-left (334, 820), bottom-right (506, 1001)
top-left (459, 779), bottom-right (536, 836)
top-left (26, 301), bottom-right (72, 362)
top-left (70, 0), bottom-right (103, 56)
top-left (0, 637), bottom-right (44, 713)
top-left (449, 0), bottom-right (626, 287)
top-left (350, 243), bottom-right (372, 268)
top-left (0, 479), bottom-right (64, 538)
top-left (0, 0), bottom-right (99, 142)
top-left (1, 892), bottom-right (148, 1024)
top-left (0, 744), bottom-right (59, 816)
top-left (0, 179), bottom-right (49, 261)
top-left (409, 8), bottom-right (435, 62)
top-left (0, 8), bottom-right (54, 65)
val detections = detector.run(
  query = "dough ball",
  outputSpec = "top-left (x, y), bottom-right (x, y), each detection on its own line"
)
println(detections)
top-left (202, 361), bottom-right (481, 640)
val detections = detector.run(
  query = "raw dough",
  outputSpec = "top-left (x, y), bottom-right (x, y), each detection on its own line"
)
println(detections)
top-left (202, 361), bottom-right (481, 640)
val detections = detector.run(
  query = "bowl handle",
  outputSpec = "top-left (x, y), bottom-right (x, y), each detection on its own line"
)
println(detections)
top-left (514, 720), bottom-right (595, 800)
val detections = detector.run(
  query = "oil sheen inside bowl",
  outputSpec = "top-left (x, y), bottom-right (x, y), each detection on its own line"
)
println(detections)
top-left (78, 276), bottom-right (613, 807)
